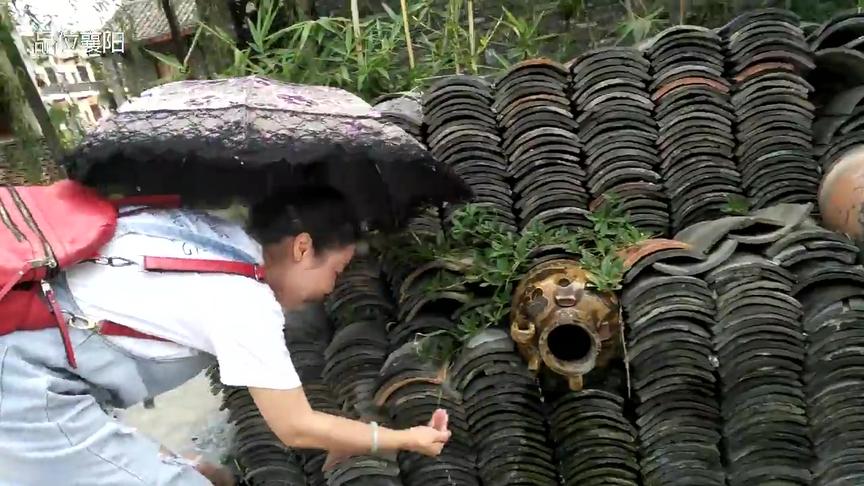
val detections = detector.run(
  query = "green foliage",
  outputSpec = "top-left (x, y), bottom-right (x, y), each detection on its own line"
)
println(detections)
top-left (786, 0), bottom-right (860, 22)
top-left (144, 48), bottom-right (185, 73)
top-left (134, 0), bottom-right (856, 102)
top-left (202, 0), bottom-right (420, 100)
top-left (575, 194), bottom-right (648, 291)
top-left (415, 331), bottom-right (460, 364)
top-left (411, 0), bottom-right (504, 76)
top-left (383, 198), bottom-right (648, 352)
top-left (143, 21), bottom-right (205, 83)
top-left (498, 7), bottom-right (559, 62)
top-left (47, 103), bottom-right (86, 150)
top-left (0, 49), bottom-right (42, 181)
top-left (556, 0), bottom-right (587, 22)
top-left (723, 194), bottom-right (751, 216)
top-left (617, 0), bottom-right (668, 44)
top-left (198, 0), bottom-right (563, 101)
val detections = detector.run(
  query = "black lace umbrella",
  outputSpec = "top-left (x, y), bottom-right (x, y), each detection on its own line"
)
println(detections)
top-left (62, 76), bottom-right (471, 231)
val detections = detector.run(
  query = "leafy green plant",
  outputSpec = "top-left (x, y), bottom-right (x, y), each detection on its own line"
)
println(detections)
top-left (410, 0), bottom-right (503, 76)
top-left (47, 104), bottom-right (86, 150)
top-left (195, 0), bottom-right (565, 101)
top-left (572, 194), bottom-right (648, 291)
top-left (201, 0), bottom-right (419, 100)
top-left (496, 7), bottom-right (559, 63)
top-left (723, 194), bottom-right (750, 216)
top-left (556, 0), bottom-right (587, 23)
top-left (0, 65), bottom-right (43, 182)
top-left (415, 331), bottom-right (460, 364)
top-left (785, 0), bottom-right (860, 22)
top-left (143, 21), bottom-right (205, 82)
top-left (382, 198), bottom-right (647, 359)
top-left (617, 0), bottom-right (667, 44)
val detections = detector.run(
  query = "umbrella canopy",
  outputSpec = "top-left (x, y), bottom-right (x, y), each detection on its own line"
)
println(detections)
top-left (61, 76), bottom-right (471, 231)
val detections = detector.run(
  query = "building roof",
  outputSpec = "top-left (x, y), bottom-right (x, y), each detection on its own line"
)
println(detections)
top-left (107, 0), bottom-right (199, 44)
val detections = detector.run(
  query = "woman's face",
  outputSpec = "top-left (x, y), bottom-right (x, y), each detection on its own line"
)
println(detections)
top-left (263, 234), bottom-right (355, 310)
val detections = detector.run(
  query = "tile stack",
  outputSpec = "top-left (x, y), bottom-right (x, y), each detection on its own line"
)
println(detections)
top-left (808, 12), bottom-right (864, 123)
top-left (721, 8), bottom-right (820, 209)
top-left (808, 13), bottom-right (864, 174)
top-left (549, 389), bottom-right (639, 486)
top-left (387, 261), bottom-right (472, 351)
top-left (450, 329), bottom-right (558, 485)
top-left (221, 385), bottom-right (308, 485)
top-left (404, 207), bottom-right (445, 238)
top-left (372, 93), bottom-right (444, 238)
top-left (372, 93), bottom-right (425, 144)
top-left (569, 46), bottom-right (669, 236)
top-left (809, 11), bottom-right (864, 54)
top-left (324, 256), bottom-right (395, 332)
top-left (324, 456), bottom-right (403, 486)
top-left (493, 59), bottom-right (591, 232)
top-left (375, 340), bottom-right (481, 486)
top-left (283, 305), bottom-right (341, 486)
top-left (321, 297), bottom-right (404, 486)
top-left (422, 76), bottom-right (517, 231)
top-left (813, 86), bottom-right (864, 173)
top-left (321, 240), bottom-right (394, 415)
top-left (643, 25), bottom-right (743, 231)
top-left (772, 223), bottom-right (864, 485)
top-left (706, 253), bottom-right (812, 486)
top-left (621, 260), bottom-right (726, 486)
top-left (322, 319), bottom-right (389, 414)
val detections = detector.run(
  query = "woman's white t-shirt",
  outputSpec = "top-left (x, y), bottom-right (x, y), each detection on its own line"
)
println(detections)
top-left (63, 210), bottom-right (301, 391)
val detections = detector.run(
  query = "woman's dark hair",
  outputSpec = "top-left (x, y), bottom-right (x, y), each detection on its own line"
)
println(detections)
top-left (248, 186), bottom-right (360, 251)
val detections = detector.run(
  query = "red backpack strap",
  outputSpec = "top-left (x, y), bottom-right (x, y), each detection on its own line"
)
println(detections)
top-left (101, 197), bottom-right (265, 281)
top-left (110, 195), bottom-right (182, 209)
top-left (40, 281), bottom-right (78, 368)
top-left (98, 321), bottom-right (170, 341)
top-left (142, 256), bottom-right (266, 281)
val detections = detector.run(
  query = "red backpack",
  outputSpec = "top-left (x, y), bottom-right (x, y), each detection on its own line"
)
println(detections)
top-left (0, 180), bottom-right (265, 368)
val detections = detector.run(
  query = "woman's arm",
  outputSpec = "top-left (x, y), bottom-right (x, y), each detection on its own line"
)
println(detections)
top-left (249, 386), bottom-right (449, 456)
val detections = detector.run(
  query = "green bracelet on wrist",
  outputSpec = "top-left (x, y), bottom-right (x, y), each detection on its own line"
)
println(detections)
top-left (370, 421), bottom-right (379, 454)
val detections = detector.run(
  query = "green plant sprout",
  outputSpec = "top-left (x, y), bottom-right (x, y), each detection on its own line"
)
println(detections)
top-left (722, 194), bottom-right (750, 216)
top-left (379, 197), bottom-right (648, 363)
top-left (616, 0), bottom-right (668, 44)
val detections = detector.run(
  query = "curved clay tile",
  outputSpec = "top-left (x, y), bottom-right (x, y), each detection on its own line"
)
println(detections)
top-left (617, 238), bottom-right (693, 271)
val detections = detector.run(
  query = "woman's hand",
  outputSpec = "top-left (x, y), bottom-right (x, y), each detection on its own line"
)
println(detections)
top-left (177, 452), bottom-right (235, 486)
top-left (403, 425), bottom-right (451, 456)
top-left (322, 409), bottom-right (451, 471)
top-left (403, 408), bottom-right (451, 456)
top-left (195, 460), bottom-right (236, 486)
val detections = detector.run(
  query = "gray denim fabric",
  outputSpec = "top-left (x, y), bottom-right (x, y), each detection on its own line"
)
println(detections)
top-left (0, 209), bottom-right (256, 485)
top-left (0, 303), bottom-right (216, 485)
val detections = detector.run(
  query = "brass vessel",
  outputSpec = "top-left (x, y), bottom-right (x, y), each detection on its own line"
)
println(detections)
top-left (510, 259), bottom-right (622, 390)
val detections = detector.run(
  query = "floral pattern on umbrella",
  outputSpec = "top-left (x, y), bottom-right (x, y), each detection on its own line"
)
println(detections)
top-left (63, 76), bottom-right (470, 231)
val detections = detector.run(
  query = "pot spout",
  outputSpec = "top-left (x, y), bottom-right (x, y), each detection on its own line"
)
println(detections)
top-left (539, 321), bottom-right (601, 377)
top-left (510, 259), bottom-right (623, 391)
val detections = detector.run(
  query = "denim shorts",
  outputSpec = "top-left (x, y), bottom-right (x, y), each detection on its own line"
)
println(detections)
top-left (0, 326), bottom-right (214, 485)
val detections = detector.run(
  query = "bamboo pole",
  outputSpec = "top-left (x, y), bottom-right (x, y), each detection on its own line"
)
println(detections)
top-left (399, 0), bottom-right (415, 69)
top-left (350, 0), bottom-right (363, 61)
top-left (468, 0), bottom-right (476, 73)
top-left (159, 0), bottom-right (188, 71)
